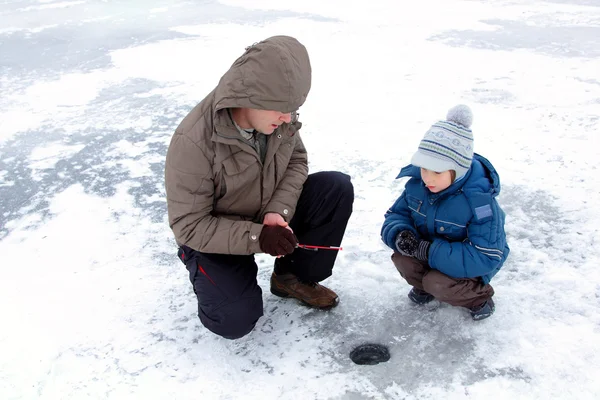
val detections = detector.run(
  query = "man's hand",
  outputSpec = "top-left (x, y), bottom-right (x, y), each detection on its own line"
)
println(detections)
top-left (263, 213), bottom-right (293, 247)
top-left (259, 225), bottom-right (299, 257)
top-left (263, 212), bottom-right (287, 226)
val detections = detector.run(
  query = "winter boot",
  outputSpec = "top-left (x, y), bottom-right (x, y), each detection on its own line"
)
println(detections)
top-left (470, 298), bottom-right (495, 321)
top-left (408, 287), bottom-right (434, 305)
top-left (270, 272), bottom-right (339, 310)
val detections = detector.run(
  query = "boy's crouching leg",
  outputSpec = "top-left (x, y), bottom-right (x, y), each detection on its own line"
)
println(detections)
top-left (422, 270), bottom-right (494, 309)
top-left (391, 252), bottom-right (429, 290)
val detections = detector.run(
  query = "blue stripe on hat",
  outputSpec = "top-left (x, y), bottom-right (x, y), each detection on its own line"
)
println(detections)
top-left (433, 122), bottom-right (473, 141)
top-left (436, 120), bottom-right (472, 133)
top-left (420, 140), bottom-right (473, 163)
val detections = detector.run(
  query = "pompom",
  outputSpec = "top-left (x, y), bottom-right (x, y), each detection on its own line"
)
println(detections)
top-left (446, 104), bottom-right (473, 128)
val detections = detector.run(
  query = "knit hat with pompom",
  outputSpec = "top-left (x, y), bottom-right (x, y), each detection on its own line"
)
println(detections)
top-left (410, 104), bottom-right (474, 180)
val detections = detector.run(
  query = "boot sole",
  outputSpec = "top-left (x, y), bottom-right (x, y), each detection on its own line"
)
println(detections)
top-left (471, 308), bottom-right (495, 321)
top-left (270, 287), bottom-right (339, 310)
top-left (270, 286), bottom-right (290, 298)
top-left (408, 295), bottom-right (434, 305)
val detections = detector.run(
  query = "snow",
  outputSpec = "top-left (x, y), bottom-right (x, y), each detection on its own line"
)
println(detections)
top-left (1, 0), bottom-right (600, 399)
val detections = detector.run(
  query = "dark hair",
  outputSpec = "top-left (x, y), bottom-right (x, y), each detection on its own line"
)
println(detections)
top-left (450, 170), bottom-right (456, 183)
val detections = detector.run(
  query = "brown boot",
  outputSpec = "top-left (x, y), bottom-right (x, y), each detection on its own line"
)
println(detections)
top-left (270, 272), bottom-right (339, 310)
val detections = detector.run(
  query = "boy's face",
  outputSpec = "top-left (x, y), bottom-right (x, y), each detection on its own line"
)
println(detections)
top-left (420, 168), bottom-right (453, 193)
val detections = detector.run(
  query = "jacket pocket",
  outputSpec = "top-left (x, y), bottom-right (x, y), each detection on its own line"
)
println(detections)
top-left (219, 154), bottom-right (262, 214)
top-left (406, 195), bottom-right (427, 222)
top-left (406, 195), bottom-right (423, 214)
top-left (214, 154), bottom-right (256, 201)
top-left (272, 137), bottom-right (295, 182)
top-left (406, 195), bottom-right (426, 232)
top-left (434, 219), bottom-right (467, 241)
top-left (221, 152), bottom-right (258, 175)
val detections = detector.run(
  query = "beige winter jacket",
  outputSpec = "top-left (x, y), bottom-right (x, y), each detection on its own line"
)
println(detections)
top-left (165, 36), bottom-right (311, 254)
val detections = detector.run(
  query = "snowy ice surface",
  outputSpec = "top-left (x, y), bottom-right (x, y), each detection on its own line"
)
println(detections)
top-left (1, 0), bottom-right (600, 399)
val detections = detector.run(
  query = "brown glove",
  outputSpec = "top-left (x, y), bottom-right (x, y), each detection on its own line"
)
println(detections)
top-left (259, 225), bottom-right (298, 256)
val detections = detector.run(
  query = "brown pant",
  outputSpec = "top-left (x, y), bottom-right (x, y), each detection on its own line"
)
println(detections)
top-left (391, 253), bottom-right (494, 308)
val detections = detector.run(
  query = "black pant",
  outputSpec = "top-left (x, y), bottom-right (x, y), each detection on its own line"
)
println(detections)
top-left (179, 171), bottom-right (354, 339)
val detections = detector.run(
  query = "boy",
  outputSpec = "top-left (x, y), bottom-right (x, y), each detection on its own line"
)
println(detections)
top-left (381, 105), bottom-right (509, 320)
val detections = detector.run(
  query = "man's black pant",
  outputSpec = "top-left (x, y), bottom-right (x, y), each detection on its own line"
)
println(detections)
top-left (178, 171), bottom-right (354, 339)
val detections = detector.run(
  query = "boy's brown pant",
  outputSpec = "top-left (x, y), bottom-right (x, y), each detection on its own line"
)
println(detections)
top-left (392, 253), bottom-right (494, 308)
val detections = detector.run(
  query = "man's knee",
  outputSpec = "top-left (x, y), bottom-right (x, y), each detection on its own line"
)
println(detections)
top-left (325, 171), bottom-right (354, 219)
top-left (312, 171), bottom-right (354, 196)
top-left (198, 295), bottom-right (264, 340)
top-left (329, 171), bottom-right (354, 200)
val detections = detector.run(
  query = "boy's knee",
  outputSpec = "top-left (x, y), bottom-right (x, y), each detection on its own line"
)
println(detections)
top-left (198, 295), bottom-right (263, 340)
top-left (392, 253), bottom-right (422, 275)
top-left (422, 270), bottom-right (455, 299)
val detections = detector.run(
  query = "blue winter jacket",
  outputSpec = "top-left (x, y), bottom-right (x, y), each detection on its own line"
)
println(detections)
top-left (381, 154), bottom-right (509, 284)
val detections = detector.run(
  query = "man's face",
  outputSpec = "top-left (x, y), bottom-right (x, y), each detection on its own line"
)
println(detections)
top-left (420, 168), bottom-right (453, 193)
top-left (246, 109), bottom-right (293, 134)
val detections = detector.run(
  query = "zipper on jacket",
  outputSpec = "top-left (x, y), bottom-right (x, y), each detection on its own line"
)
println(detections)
top-left (426, 201), bottom-right (438, 236)
top-left (215, 125), bottom-right (287, 221)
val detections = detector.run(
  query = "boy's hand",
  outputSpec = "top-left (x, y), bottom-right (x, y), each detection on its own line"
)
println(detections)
top-left (395, 231), bottom-right (419, 256)
top-left (396, 231), bottom-right (431, 261)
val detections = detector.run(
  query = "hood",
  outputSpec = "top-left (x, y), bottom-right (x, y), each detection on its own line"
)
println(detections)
top-left (463, 153), bottom-right (501, 197)
top-left (214, 36), bottom-right (312, 114)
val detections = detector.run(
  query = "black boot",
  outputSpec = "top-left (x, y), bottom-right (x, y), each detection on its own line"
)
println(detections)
top-left (408, 287), bottom-right (434, 305)
top-left (470, 298), bottom-right (495, 321)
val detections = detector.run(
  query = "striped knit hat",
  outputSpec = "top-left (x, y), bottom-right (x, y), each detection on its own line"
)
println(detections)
top-left (411, 104), bottom-right (474, 180)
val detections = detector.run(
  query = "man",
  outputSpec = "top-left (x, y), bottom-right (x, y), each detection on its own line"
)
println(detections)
top-left (165, 36), bottom-right (354, 340)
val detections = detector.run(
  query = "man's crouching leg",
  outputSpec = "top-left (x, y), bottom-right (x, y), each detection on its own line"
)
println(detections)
top-left (180, 247), bottom-right (264, 340)
top-left (272, 171), bottom-right (354, 309)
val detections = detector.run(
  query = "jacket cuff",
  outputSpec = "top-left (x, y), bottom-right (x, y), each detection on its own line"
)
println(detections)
top-left (248, 223), bottom-right (264, 254)
top-left (428, 240), bottom-right (442, 268)
top-left (262, 201), bottom-right (294, 222)
top-left (415, 240), bottom-right (431, 261)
